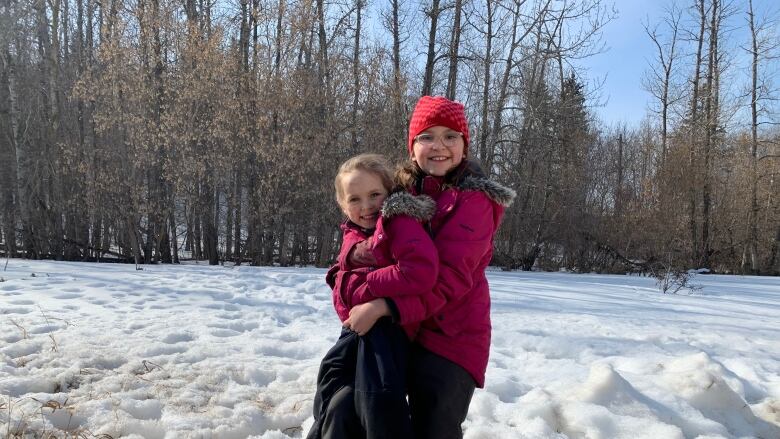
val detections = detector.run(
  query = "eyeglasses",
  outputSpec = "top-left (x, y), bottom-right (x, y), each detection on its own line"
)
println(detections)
top-left (414, 131), bottom-right (463, 147)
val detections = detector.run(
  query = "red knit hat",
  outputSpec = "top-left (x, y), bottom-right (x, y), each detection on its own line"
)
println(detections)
top-left (407, 96), bottom-right (470, 156)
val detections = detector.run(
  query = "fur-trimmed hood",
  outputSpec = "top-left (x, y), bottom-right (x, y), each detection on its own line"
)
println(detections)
top-left (459, 176), bottom-right (516, 207)
top-left (381, 192), bottom-right (436, 221)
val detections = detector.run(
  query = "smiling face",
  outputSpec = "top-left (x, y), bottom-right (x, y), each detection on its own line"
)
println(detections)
top-left (337, 170), bottom-right (389, 229)
top-left (411, 125), bottom-right (465, 176)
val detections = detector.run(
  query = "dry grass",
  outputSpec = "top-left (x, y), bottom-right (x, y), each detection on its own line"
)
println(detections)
top-left (7, 319), bottom-right (27, 340)
top-left (36, 306), bottom-right (58, 353)
top-left (1, 396), bottom-right (116, 439)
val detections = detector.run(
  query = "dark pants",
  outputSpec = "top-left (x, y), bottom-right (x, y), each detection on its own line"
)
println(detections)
top-left (307, 318), bottom-right (412, 439)
top-left (407, 344), bottom-right (476, 439)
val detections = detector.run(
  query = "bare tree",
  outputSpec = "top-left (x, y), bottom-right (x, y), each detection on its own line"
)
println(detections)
top-left (744, 0), bottom-right (779, 273)
top-left (643, 4), bottom-right (683, 167)
top-left (421, 0), bottom-right (442, 96)
top-left (445, 0), bottom-right (463, 100)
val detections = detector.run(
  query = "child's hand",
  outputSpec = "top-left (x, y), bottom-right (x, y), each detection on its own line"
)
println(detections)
top-left (343, 299), bottom-right (390, 336)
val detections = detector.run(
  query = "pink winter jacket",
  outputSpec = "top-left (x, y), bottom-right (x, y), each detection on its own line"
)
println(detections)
top-left (326, 192), bottom-right (442, 339)
top-left (392, 174), bottom-right (516, 387)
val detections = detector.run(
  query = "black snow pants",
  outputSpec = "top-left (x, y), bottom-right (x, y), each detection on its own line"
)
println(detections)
top-left (306, 317), bottom-right (412, 439)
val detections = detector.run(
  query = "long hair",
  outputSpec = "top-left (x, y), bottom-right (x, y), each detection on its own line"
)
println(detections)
top-left (395, 159), bottom-right (486, 192)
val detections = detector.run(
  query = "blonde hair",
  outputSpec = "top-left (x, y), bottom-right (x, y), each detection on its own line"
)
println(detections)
top-left (335, 154), bottom-right (394, 203)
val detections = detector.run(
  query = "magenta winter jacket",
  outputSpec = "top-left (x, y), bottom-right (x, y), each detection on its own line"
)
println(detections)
top-left (326, 192), bottom-right (442, 339)
top-left (392, 174), bottom-right (515, 388)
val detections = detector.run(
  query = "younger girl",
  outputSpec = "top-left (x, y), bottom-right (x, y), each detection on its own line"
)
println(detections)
top-left (307, 153), bottom-right (443, 439)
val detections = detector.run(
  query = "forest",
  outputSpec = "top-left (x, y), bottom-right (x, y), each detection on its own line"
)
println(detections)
top-left (1, 0), bottom-right (778, 274)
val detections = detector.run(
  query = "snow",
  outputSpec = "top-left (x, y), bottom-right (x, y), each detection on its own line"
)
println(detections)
top-left (1, 260), bottom-right (779, 438)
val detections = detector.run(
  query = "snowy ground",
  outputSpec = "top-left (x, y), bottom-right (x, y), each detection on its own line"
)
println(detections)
top-left (1, 260), bottom-right (779, 439)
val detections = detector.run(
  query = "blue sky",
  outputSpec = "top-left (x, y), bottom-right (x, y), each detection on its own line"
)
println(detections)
top-left (576, 0), bottom-right (666, 126)
top-left (577, 0), bottom-right (777, 127)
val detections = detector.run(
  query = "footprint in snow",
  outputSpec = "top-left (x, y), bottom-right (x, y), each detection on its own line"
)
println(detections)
top-left (211, 329), bottom-right (241, 338)
top-left (1, 334), bottom-right (26, 344)
top-left (485, 377), bottom-right (530, 403)
top-left (208, 321), bottom-right (259, 332)
top-left (141, 343), bottom-right (189, 356)
top-left (2, 340), bottom-right (45, 358)
top-left (216, 312), bottom-right (242, 320)
top-left (162, 332), bottom-right (195, 344)
top-left (55, 293), bottom-right (81, 299)
top-left (9, 299), bottom-right (35, 305)
top-left (2, 307), bottom-right (33, 315)
top-left (29, 324), bottom-right (66, 334)
top-left (0, 284), bottom-right (21, 291)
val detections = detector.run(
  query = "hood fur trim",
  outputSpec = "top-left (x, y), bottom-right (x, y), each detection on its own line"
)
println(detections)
top-left (459, 176), bottom-right (516, 207)
top-left (381, 192), bottom-right (436, 220)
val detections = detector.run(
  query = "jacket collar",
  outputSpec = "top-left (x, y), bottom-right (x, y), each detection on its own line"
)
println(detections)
top-left (458, 176), bottom-right (516, 207)
top-left (381, 192), bottom-right (436, 221)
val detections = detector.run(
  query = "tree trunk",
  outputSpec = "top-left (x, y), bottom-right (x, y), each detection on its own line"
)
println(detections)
top-left (233, 168), bottom-right (242, 264)
top-left (126, 215), bottom-right (143, 266)
top-left (421, 0), bottom-right (441, 96)
top-left (390, 0), bottom-right (404, 147)
top-left (615, 133), bottom-right (624, 215)
top-left (316, 0), bottom-right (330, 91)
top-left (701, 0), bottom-right (720, 269)
top-left (688, 0), bottom-right (706, 266)
top-left (194, 208), bottom-right (202, 261)
top-left (170, 209), bottom-right (179, 263)
top-left (202, 179), bottom-right (219, 265)
top-left (1, 46), bottom-right (20, 256)
top-left (445, 0), bottom-right (462, 100)
top-left (225, 173), bottom-right (235, 262)
top-left (746, 0), bottom-right (759, 274)
top-left (350, 0), bottom-right (362, 153)
top-left (478, 0), bottom-right (493, 168)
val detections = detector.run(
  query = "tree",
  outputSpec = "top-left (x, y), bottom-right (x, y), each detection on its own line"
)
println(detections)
top-left (744, 0), bottom-right (779, 273)
top-left (421, 0), bottom-right (442, 96)
top-left (643, 4), bottom-right (683, 167)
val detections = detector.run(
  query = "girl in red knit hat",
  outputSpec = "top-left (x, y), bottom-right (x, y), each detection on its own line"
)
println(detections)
top-left (348, 96), bottom-right (516, 438)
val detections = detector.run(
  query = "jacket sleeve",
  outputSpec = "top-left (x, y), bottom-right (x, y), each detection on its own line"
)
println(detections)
top-left (391, 192), bottom-right (497, 324)
top-left (362, 216), bottom-right (439, 298)
top-left (347, 236), bottom-right (378, 268)
top-left (387, 291), bottom-right (446, 326)
top-left (338, 227), bottom-right (366, 270)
